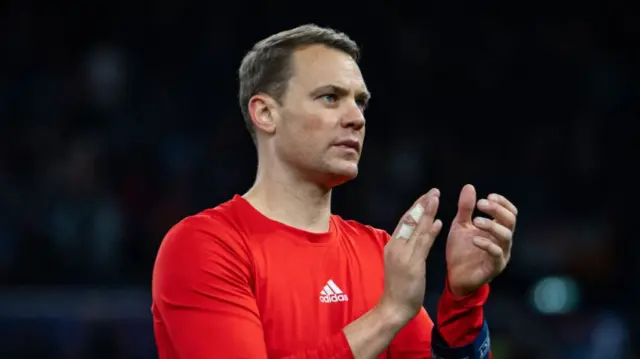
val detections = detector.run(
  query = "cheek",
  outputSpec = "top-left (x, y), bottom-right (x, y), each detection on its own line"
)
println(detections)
top-left (278, 105), bottom-right (334, 156)
top-left (301, 115), bottom-right (326, 135)
top-left (291, 113), bottom-right (329, 145)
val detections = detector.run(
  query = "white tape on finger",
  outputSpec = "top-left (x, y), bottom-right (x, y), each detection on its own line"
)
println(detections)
top-left (408, 204), bottom-right (424, 222)
top-left (396, 223), bottom-right (416, 240)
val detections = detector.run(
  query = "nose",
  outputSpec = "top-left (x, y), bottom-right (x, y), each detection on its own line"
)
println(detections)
top-left (341, 102), bottom-right (365, 131)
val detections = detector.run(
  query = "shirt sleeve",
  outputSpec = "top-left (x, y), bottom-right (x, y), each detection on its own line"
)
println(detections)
top-left (431, 281), bottom-right (492, 359)
top-left (386, 288), bottom-right (491, 359)
top-left (376, 230), bottom-right (491, 359)
top-left (387, 307), bottom-right (433, 358)
top-left (152, 215), bottom-right (354, 359)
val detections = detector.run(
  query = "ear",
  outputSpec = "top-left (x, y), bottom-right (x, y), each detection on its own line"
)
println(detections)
top-left (248, 94), bottom-right (278, 136)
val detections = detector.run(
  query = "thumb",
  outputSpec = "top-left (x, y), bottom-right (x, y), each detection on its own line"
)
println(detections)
top-left (454, 184), bottom-right (476, 224)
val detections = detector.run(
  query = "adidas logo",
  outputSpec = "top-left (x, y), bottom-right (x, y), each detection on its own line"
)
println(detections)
top-left (319, 279), bottom-right (349, 303)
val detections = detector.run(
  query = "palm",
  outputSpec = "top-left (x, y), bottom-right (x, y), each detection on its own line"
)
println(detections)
top-left (445, 184), bottom-right (514, 296)
top-left (446, 221), bottom-right (498, 293)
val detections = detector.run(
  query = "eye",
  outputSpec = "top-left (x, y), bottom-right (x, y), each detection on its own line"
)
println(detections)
top-left (355, 98), bottom-right (368, 110)
top-left (319, 94), bottom-right (338, 104)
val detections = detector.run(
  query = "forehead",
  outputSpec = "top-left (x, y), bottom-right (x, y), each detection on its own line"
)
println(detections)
top-left (288, 44), bottom-right (366, 92)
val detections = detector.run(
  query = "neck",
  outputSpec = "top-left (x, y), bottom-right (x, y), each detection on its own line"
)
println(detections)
top-left (243, 156), bottom-right (333, 233)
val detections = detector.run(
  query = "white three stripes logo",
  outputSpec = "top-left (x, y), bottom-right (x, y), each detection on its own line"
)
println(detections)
top-left (320, 279), bottom-right (343, 296)
top-left (319, 279), bottom-right (349, 303)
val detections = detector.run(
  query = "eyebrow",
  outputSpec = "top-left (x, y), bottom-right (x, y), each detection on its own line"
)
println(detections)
top-left (309, 84), bottom-right (371, 103)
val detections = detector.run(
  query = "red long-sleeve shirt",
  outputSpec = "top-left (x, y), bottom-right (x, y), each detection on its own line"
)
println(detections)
top-left (152, 195), bottom-right (489, 359)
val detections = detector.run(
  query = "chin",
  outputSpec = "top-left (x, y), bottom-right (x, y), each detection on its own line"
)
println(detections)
top-left (323, 162), bottom-right (359, 188)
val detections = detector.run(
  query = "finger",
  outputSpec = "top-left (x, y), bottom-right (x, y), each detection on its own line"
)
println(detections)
top-left (472, 237), bottom-right (505, 261)
top-left (426, 188), bottom-right (441, 198)
top-left (405, 195), bottom-right (439, 243)
top-left (413, 218), bottom-right (442, 259)
top-left (454, 184), bottom-right (476, 225)
top-left (477, 199), bottom-right (517, 230)
top-left (488, 193), bottom-right (518, 216)
top-left (472, 217), bottom-right (512, 249)
top-left (410, 197), bottom-right (442, 255)
top-left (392, 190), bottom-right (439, 240)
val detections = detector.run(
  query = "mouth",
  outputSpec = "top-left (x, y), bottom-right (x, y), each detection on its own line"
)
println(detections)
top-left (333, 139), bottom-right (361, 153)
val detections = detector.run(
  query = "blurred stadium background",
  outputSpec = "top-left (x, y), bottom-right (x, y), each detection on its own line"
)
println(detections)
top-left (0, 0), bottom-right (637, 358)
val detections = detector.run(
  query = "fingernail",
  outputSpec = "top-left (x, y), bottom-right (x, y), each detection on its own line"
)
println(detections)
top-left (474, 217), bottom-right (486, 225)
top-left (478, 199), bottom-right (490, 207)
top-left (409, 204), bottom-right (424, 222)
top-left (488, 194), bottom-right (499, 202)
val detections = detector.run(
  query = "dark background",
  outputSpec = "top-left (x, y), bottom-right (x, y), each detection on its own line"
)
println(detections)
top-left (0, 0), bottom-right (637, 358)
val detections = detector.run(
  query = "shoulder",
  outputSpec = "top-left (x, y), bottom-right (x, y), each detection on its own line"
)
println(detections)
top-left (156, 199), bottom-right (252, 271)
top-left (167, 200), bottom-right (242, 237)
top-left (163, 194), bottom-right (254, 243)
top-left (152, 201), bottom-right (256, 305)
top-left (163, 203), bottom-right (239, 243)
top-left (331, 215), bottom-right (391, 247)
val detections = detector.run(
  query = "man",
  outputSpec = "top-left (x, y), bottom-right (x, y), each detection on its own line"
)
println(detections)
top-left (152, 24), bottom-right (517, 359)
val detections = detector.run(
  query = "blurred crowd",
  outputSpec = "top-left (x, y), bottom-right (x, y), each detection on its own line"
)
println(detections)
top-left (0, 0), bottom-right (638, 358)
